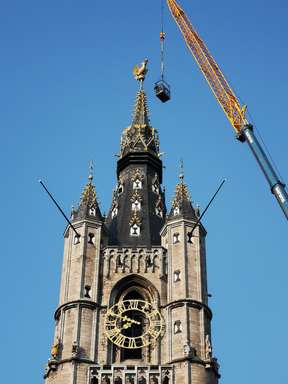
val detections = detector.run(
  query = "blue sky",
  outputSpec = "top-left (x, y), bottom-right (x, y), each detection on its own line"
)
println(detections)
top-left (1, 0), bottom-right (287, 383)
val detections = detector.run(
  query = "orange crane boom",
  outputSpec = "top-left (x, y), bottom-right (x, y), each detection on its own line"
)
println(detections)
top-left (166, 0), bottom-right (288, 219)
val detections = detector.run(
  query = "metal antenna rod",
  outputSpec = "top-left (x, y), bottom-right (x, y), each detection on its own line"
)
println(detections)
top-left (39, 179), bottom-right (80, 237)
top-left (189, 179), bottom-right (226, 236)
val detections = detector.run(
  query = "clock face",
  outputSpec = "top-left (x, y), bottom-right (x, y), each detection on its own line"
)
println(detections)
top-left (104, 299), bottom-right (164, 349)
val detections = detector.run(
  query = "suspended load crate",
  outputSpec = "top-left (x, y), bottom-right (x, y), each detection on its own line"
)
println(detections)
top-left (155, 26), bottom-right (171, 103)
top-left (154, 80), bottom-right (171, 102)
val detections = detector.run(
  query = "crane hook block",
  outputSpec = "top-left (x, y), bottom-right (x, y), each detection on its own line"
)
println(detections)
top-left (154, 80), bottom-right (171, 103)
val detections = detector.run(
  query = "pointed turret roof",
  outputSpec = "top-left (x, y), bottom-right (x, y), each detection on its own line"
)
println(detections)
top-left (72, 164), bottom-right (102, 222)
top-left (132, 89), bottom-right (150, 126)
top-left (168, 162), bottom-right (197, 221)
top-left (119, 60), bottom-right (160, 159)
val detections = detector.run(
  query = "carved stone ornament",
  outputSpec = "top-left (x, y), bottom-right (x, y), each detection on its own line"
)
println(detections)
top-left (131, 168), bottom-right (144, 182)
top-left (129, 211), bottom-right (142, 227)
top-left (205, 334), bottom-right (212, 360)
top-left (131, 190), bottom-right (143, 203)
top-left (126, 375), bottom-right (135, 384)
top-left (183, 342), bottom-right (194, 357)
top-left (102, 375), bottom-right (111, 384)
top-left (72, 340), bottom-right (79, 357)
top-left (150, 376), bottom-right (158, 384)
top-left (50, 337), bottom-right (60, 359)
top-left (172, 183), bottom-right (191, 208)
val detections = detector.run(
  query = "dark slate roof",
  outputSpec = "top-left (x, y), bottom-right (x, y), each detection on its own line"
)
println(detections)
top-left (120, 90), bottom-right (160, 158)
top-left (72, 174), bottom-right (102, 222)
top-left (168, 178), bottom-right (197, 221)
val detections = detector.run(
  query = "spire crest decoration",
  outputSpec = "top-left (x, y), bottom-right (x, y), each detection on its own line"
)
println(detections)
top-left (169, 161), bottom-right (197, 220)
top-left (133, 58), bottom-right (148, 89)
top-left (179, 159), bottom-right (184, 183)
top-left (72, 162), bottom-right (102, 222)
top-left (119, 59), bottom-right (160, 158)
top-left (88, 160), bottom-right (94, 182)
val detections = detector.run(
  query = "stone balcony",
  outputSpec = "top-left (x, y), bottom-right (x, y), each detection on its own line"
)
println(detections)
top-left (89, 365), bottom-right (173, 384)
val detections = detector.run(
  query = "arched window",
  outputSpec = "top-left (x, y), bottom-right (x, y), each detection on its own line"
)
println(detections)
top-left (118, 183), bottom-right (124, 195)
top-left (74, 234), bottom-right (81, 245)
top-left (132, 200), bottom-right (141, 211)
top-left (91, 377), bottom-right (98, 384)
top-left (138, 376), bottom-right (146, 384)
top-left (173, 206), bottom-right (180, 215)
top-left (130, 224), bottom-right (140, 237)
top-left (89, 207), bottom-right (96, 216)
top-left (174, 320), bottom-right (182, 334)
top-left (156, 206), bottom-right (163, 217)
top-left (162, 377), bottom-right (169, 384)
top-left (114, 377), bottom-right (122, 384)
top-left (187, 232), bottom-right (193, 243)
top-left (174, 270), bottom-right (181, 282)
top-left (120, 290), bottom-right (145, 361)
top-left (133, 179), bottom-right (142, 190)
top-left (112, 206), bottom-right (118, 218)
top-left (88, 233), bottom-right (95, 245)
top-left (173, 233), bottom-right (180, 244)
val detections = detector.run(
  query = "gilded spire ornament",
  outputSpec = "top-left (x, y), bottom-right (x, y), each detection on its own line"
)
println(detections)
top-left (129, 211), bottom-right (142, 227)
top-left (119, 59), bottom-right (160, 158)
top-left (133, 58), bottom-right (148, 87)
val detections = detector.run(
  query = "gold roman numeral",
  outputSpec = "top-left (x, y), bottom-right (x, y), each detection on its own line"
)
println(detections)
top-left (127, 300), bottom-right (139, 310)
top-left (106, 327), bottom-right (120, 338)
top-left (150, 320), bottom-right (162, 328)
top-left (148, 328), bottom-right (159, 338)
top-left (128, 338), bottom-right (137, 348)
top-left (105, 320), bottom-right (117, 327)
top-left (117, 302), bottom-right (126, 314)
top-left (114, 333), bottom-right (125, 347)
top-left (147, 309), bottom-right (158, 319)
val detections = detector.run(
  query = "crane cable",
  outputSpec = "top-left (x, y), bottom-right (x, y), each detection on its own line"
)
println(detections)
top-left (160, 0), bottom-right (165, 80)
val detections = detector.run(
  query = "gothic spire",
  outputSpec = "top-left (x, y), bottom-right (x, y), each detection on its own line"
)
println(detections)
top-left (132, 89), bottom-right (150, 127)
top-left (72, 162), bottom-right (102, 222)
top-left (106, 60), bottom-right (166, 246)
top-left (119, 59), bottom-right (160, 158)
top-left (168, 161), bottom-right (197, 221)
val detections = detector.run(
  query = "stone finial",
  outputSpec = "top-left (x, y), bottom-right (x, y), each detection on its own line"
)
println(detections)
top-left (179, 159), bottom-right (184, 183)
top-left (88, 160), bottom-right (94, 182)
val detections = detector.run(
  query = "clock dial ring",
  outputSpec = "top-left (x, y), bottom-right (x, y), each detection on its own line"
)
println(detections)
top-left (104, 299), bottom-right (164, 349)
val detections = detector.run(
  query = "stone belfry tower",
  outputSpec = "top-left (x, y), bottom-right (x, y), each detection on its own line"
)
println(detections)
top-left (44, 60), bottom-right (220, 384)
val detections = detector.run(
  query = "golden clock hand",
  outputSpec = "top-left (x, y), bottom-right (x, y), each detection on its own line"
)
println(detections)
top-left (121, 315), bottom-right (141, 325)
top-left (111, 312), bottom-right (141, 325)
